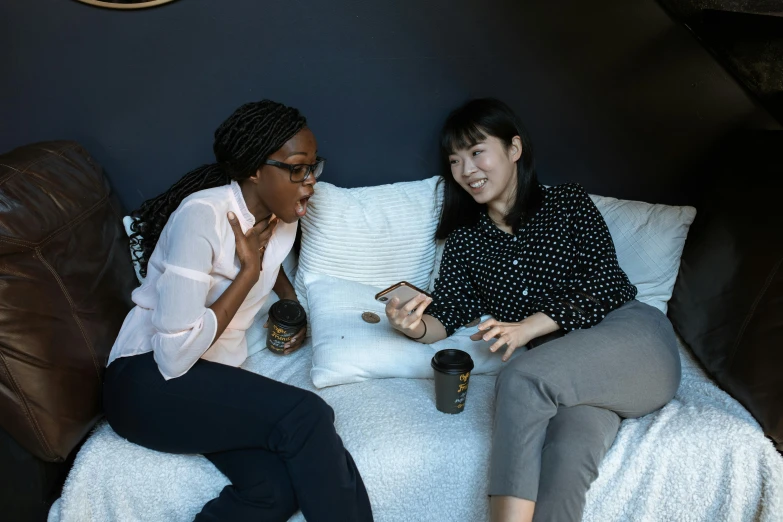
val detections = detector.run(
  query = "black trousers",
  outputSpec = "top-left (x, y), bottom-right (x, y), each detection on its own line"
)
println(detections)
top-left (104, 352), bottom-right (373, 522)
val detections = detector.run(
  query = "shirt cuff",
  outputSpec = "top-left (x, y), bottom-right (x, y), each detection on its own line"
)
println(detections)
top-left (203, 307), bottom-right (219, 346)
top-left (155, 308), bottom-right (220, 380)
top-left (425, 307), bottom-right (460, 337)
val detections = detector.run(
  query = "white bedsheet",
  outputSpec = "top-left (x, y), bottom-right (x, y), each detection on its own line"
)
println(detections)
top-left (49, 336), bottom-right (783, 522)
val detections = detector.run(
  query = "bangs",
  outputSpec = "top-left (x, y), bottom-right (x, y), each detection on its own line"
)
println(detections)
top-left (441, 121), bottom-right (488, 155)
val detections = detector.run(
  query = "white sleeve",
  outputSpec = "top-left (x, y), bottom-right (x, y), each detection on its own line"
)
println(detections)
top-left (150, 201), bottom-right (221, 380)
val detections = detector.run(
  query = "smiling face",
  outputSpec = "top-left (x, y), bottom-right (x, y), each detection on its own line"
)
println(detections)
top-left (448, 134), bottom-right (522, 209)
top-left (242, 127), bottom-right (319, 223)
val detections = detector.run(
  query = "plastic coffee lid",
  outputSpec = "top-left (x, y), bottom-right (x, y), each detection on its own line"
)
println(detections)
top-left (431, 349), bottom-right (474, 374)
top-left (270, 299), bottom-right (307, 326)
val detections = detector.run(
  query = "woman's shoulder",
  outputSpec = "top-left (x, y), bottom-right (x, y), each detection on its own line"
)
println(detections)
top-left (442, 223), bottom-right (483, 256)
top-left (167, 186), bottom-right (230, 234)
top-left (179, 184), bottom-right (232, 209)
top-left (543, 182), bottom-right (589, 200)
top-left (447, 222), bottom-right (482, 241)
top-left (176, 185), bottom-right (232, 217)
top-left (541, 183), bottom-right (594, 213)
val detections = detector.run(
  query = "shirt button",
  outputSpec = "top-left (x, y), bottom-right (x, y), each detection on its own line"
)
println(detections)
top-left (523, 288), bottom-right (529, 296)
top-left (513, 260), bottom-right (518, 266)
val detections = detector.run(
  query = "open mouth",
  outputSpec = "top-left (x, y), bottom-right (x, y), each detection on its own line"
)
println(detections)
top-left (295, 194), bottom-right (312, 217)
top-left (469, 179), bottom-right (487, 190)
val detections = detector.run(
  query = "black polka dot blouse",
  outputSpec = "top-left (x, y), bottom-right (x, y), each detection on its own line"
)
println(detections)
top-left (427, 183), bottom-right (637, 336)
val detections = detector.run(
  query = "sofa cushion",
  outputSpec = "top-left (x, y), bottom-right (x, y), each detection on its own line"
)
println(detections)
top-left (668, 133), bottom-right (783, 451)
top-left (0, 141), bottom-right (137, 461)
top-left (588, 194), bottom-right (695, 314)
top-left (294, 176), bottom-right (443, 319)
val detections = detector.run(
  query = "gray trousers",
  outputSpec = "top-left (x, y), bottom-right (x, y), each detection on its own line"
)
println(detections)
top-left (489, 300), bottom-right (681, 522)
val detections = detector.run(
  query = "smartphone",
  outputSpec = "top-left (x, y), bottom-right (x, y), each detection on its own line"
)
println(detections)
top-left (374, 281), bottom-right (431, 306)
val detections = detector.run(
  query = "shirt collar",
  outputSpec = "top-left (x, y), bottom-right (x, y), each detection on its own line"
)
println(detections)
top-left (229, 180), bottom-right (256, 229)
top-left (475, 184), bottom-right (549, 239)
top-left (477, 212), bottom-right (508, 239)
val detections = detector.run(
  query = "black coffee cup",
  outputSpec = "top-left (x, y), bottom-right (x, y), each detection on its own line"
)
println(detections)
top-left (431, 349), bottom-right (475, 414)
top-left (266, 299), bottom-right (307, 355)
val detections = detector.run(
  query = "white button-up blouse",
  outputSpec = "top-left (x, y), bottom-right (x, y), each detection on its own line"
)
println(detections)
top-left (107, 181), bottom-right (297, 379)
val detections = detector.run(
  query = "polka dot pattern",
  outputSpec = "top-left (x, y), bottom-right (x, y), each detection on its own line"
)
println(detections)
top-left (428, 183), bottom-right (637, 335)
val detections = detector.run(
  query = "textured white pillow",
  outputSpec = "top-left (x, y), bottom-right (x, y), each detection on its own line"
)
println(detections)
top-left (305, 272), bottom-right (505, 388)
top-left (294, 176), bottom-right (443, 318)
top-left (588, 194), bottom-right (696, 314)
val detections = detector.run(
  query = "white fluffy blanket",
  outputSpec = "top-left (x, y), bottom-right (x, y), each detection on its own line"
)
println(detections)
top-left (49, 337), bottom-right (783, 522)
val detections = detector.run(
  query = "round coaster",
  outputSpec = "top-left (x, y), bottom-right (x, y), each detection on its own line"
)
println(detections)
top-left (361, 311), bottom-right (381, 324)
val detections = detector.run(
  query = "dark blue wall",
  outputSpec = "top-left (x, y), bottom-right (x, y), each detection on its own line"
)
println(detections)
top-left (1, 0), bottom-right (778, 210)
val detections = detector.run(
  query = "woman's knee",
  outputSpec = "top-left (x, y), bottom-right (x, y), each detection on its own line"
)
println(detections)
top-left (300, 392), bottom-right (335, 424)
top-left (272, 392), bottom-right (336, 454)
top-left (495, 364), bottom-right (557, 405)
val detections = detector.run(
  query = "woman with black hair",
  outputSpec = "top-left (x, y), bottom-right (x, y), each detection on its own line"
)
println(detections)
top-left (386, 98), bottom-right (681, 522)
top-left (104, 100), bottom-right (373, 522)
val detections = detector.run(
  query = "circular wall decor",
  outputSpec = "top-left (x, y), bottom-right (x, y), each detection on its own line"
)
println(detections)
top-left (75, 0), bottom-right (179, 9)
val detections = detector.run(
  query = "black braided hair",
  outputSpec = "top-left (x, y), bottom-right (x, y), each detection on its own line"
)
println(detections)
top-left (129, 100), bottom-right (307, 278)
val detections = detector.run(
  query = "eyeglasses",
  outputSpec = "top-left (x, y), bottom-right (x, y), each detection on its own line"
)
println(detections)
top-left (263, 156), bottom-right (325, 183)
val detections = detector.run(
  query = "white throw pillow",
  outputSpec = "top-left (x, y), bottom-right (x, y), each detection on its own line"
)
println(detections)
top-left (305, 272), bottom-right (505, 388)
top-left (294, 176), bottom-right (443, 320)
top-left (588, 194), bottom-right (696, 314)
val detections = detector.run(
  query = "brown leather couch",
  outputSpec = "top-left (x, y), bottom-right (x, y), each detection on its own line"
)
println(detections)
top-left (0, 141), bottom-right (137, 521)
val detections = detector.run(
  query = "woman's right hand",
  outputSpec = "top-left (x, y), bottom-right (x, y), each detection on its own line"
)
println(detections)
top-left (385, 293), bottom-right (432, 336)
top-left (227, 211), bottom-right (278, 276)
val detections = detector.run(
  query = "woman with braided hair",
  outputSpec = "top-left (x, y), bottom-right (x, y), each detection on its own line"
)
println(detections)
top-left (103, 100), bottom-right (374, 522)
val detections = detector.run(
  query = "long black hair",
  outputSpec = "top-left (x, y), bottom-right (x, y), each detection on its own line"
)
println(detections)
top-left (130, 100), bottom-right (307, 277)
top-left (435, 98), bottom-right (543, 239)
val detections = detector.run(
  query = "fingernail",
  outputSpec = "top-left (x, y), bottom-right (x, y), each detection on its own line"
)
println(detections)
top-left (483, 336), bottom-right (488, 341)
top-left (228, 211), bottom-right (235, 219)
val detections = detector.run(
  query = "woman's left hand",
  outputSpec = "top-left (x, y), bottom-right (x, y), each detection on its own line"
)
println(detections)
top-left (283, 325), bottom-right (306, 355)
top-left (470, 319), bottom-right (534, 362)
